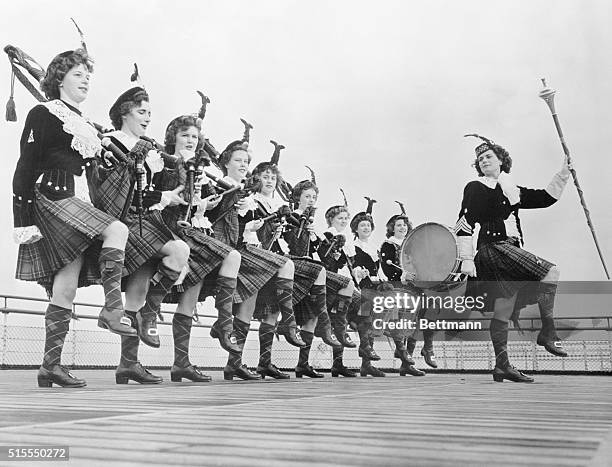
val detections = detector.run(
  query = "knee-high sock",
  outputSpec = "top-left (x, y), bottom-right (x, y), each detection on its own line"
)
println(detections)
top-left (140, 262), bottom-right (182, 319)
top-left (332, 346), bottom-right (344, 368)
top-left (490, 318), bottom-right (510, 369)
top-left (258, 322), bottom-right (276, 367)
top-left (173, 313), bottom-right (192, 367)
top-left (276, 277), bottom-right (296, 326)
top-left (356, 317), bottom-right (372, 351)
top-left (42, 304), bottom-right (71, 369)
top-left (99, 247), bottom-right (125, 312)
top-left (215, 275), bottom-right (237, 331)
top-left (423, 328), bottom-right (435, 351)
top-left (298, 330), bottom-right (314, 367)
top-left (227, 318), bottom-right (250, 369)
top-left (119, 310), bottom-right (139, 367)
top-left (406, 336), bottom-right (416, 356)
top-left (537, 282), bottom-right (559, 341)
top-left (331, 295), bottom-right (349, 339)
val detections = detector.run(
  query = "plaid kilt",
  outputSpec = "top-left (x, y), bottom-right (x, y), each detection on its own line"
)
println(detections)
top-left (368, 283), bottom-right (419, 339)
top-left (162, 227), bottom-right (234, 304)
top-left (254, 256), bottom-right (323, 320)
top-left (325, 271), bottom-right (352, 310)
top-left (467, 239), bottom-right (553, 316)
top-left (88, 162), bottom-right (132, 220)
top-left (16, 188), bottom-right (116, 292)
top-left (233, 244), bottom-right (286, 303)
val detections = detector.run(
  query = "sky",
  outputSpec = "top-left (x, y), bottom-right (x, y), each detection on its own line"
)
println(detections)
top-left (0, 0), bottom-right (611, 305)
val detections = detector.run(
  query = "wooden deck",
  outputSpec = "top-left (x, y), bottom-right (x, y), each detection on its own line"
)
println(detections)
top-left (0, 371), bottom-right (611, 466)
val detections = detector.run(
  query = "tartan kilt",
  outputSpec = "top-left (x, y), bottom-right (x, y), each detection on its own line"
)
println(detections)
top-left (162, 227), bottom-right (233, 304)
top-left (88, 162), bottom-right (132, 220)
top-left (254, 256), bottom-right (323, 320)
top-left (122, 210), bottom-right (176, 275)
top-left (16, 188), bottom-right (116, 292)
top-left (233, 244), bottom-right (286, 303)
top-left (325, 271), bottom-right (352, 310)
top-left (468, 239), bottom-right (553, 316)
top-left (369, 283), bottom-right (419, 339)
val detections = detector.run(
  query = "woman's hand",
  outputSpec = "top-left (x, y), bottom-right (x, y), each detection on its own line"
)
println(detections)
top-left (400, 270), bottom-right (416, 284)
top-left (161, 185), bottom-right (187, 207)
top-left (461, 259), bottom-right (476, 277)
top-left (246, 219), bottom-right (264, 232)
top-left (234, 198), bottom-right (249, 211)
top-left (205, 194), bottom-right (222, 210)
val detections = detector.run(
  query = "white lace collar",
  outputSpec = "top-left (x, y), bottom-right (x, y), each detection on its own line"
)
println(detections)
top-left (354, 238), bottom-right (379, 262)
top-left (476, 176), bottom-right (498, 189)
top-left (385, 236), bottom-right (404, 247)
top-left (105, 130), bottom-right (139, 151)
top-left (253, 192), bottom-right (285, 212)
top-left (44, 100), bottom-right (101, 159)
top-left (104, 130), bottom-right (163, 174)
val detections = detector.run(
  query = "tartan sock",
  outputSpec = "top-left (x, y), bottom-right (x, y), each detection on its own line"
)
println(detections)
top-left (332, 346), bottom-right (344, 368)
top-left (172, 313), bottom-right (192, 368)
top-left (490, 318), bottom-right (510, 369)
top-left (275, 277), bottom-right (296, 326)
top-left (140, 262), bottom-right (181, 319)
top-left (356, 317), bottom-right (372, 351)
top-left (227, 318), bottom-right (250, 369)
top-left (215, 275), bottom-right (236, 331)
top-left (99, 247), bottom-right (125, 312)
top-left (257, 322), bottom-right (276, 367)
top-left (423, 329), bottom-right (435, 351)
top-left (119, 310), bottom-right (139, 367)
top-left (537, 282), bottom-right (560, 341)
top-left (298, 330), bottom-right (314, 367)
top-left (406, 337), bottom-right (416, 356)
top-left (310, 284), bottom-right (327, 318)
top-left (42, 304), bottom-right (71, 370)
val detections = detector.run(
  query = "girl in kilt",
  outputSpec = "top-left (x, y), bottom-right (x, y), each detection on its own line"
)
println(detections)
top-left (287, 180), bottom-right (357, 378)
top-left (380, 214), bottom-right (426, 377)
top-left (12, 49), bottom-right (136, 388)
top-left (349, 200), bottom-right (386, 377)
top-left (456, 135), bottom-right (571, 383)
top-left (95, 87), bottom-right (190, 384)
top-left (204, 140), bottom-right (302, 381)
top-left (157, 115), bottom-right (242, 382)
top-left (322, 204), bottom-right (374, 377)
top-left (250, 162), bottom-right (341, 379)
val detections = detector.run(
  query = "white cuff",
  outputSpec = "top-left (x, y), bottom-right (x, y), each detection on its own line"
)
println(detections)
top-left (13, 225), bottom-right (43, 244)
top-left (545, 171), bottom-right (570, 200)
top-left (457, 236), bottom-right (474, 260)
top-left (242, 229), bottom-right (260, 245)
top-left (497, 172), bottom-right (521, 205)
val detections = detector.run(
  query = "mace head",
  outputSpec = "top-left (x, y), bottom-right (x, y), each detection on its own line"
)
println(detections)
top-left (538, 78), bottom-right (556, 113)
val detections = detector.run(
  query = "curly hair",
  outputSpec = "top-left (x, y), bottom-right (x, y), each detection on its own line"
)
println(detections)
top-left (251, 163), bottom-right (282, 190)
top-left (163, 115), bottom-right (203, 154)
top-left (219, 140), bottom-right (251, 175)
top-left (291, 180), bottom-right (319, 205)
top-left (350, 212), bottom-right (375, 236)
top-left (109, 88), bottom-right (149, 130)
top-left (40, 49), bottom-right (93, 100)
top-left (473, 144), bottom-right (513, 176)
top-left (385, 214), bottom-right (412, 238)
top-left (325, 205), bottom-right (350, 228)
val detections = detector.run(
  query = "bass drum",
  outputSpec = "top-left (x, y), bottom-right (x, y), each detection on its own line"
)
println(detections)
top-left (399, 222), bottom-right (463, 292)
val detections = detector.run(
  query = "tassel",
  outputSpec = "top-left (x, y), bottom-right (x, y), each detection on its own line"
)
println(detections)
top-left (6, 96), bottom-right (16, 122)
top-left (6, 69), bottom-right (16, 122)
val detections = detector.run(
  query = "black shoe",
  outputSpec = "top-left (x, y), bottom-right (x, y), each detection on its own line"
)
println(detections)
top-left (335, 332), bottom-right (357, 348)
top-left (394, 348), bottom-right (415, 365)
top-left (295, 364), bottom-right (324, 378)
top-left (170, 364), bottom-right (212, 382)
top-left (421, 348), bottom-right (438, 368)
top-left (135, 313), bottom-right (160, 348)
top-left (360, 364), bottom-right (386, 377)
top-left (399, 363), bottom-right (425, 377)
top-left (493, 365), bottom-right (534, 383)
top-left (37, 365), bottom-right (87, 388)
top-left (331, 365), bottom-right (357, 377)
top-left (98, 308), bottom-right (137, 337)
top-left (257, 364), bottom-right (290, 380)
top-left (223, 364), bottom-right (262, 381)
top-left (318, 328), bottom-right (343, 348)
top-left (358, 345), bottom-right (381, 361)
top-left (276, 323), bottom-right (306, 347)
top-left (115, 362), bottom-right (163, 384)
top-left (210, 323), bottom-right (241, 353)
top-left (536, 335), bottom-right (568, 357)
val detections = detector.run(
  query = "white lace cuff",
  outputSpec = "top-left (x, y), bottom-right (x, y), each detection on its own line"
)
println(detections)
top-left (497, 172), bottom-right (520, 205)
top-left (191, 215), bottom-right (212, 229)
top-left (457, 236), bottom-right (474, 260)
top-left (545, 171), bottom-right (570, 200)
top-left (13, 225), bottom-right (43, 244)
top-left (243, 229), bottom-right (260, 246)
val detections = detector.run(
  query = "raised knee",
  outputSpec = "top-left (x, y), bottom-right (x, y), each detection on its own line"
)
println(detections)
top-left (546, 265), bottom-right (561, 282)
top-left (227, 249), bottom-right (241, 267)
top-left (317, 268), bottom-right (326, 283)
top-left (170, 240), bottom-right (190, 262)
top-left (282, 259), bottom-right (295, 275)
top-left (104, 220), bottom-right (129, 242)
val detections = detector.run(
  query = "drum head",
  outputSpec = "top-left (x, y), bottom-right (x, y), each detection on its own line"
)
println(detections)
top-left (400, 222), bottom-right (458, 288)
